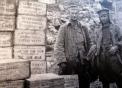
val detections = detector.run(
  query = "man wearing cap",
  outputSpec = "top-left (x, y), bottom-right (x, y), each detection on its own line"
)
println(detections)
top-left (94, 9), bottom-right (122, 87)
top-left (54, 6), bottom-right (92, 88)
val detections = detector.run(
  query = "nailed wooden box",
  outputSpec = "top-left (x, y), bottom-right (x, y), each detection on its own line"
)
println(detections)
top-left (26, 73), bottom-right (64, 88)
top-left (0, 32), bottom-right (12, 47)
top-left (0, 16), bottom-right (15, 31)
top-left (18, 1), bottom-right (46, 16)
top-left (0, 47), bottom-right (13, 59)
top-left (31, 60), bottom-right (46, 74)
top-left (0, 59), bottom-right (30, 81)
top-left (17, 15), bottom-right (47, 30)
top-left (61, 75), bottom-right (79, 88)
top-left (14, 30), bottom-right (45, 45)
top-left (0, 0), bottom-right (16, 15)
top-left (14, 46), bottom-right (45, 60)
top-left (0, 80), bottom-right (24, 88)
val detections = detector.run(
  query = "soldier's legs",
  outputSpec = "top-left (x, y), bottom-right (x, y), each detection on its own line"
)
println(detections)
top-left (102, 81), bottom-right (109, 88)
top-left (76, 64), bottom-right (90, 88)
top-left (78, 73), bottom-right (90, 88)
top-left (116, 77), bottom-right (122, 88)
top-left (99, 74), bottom-right (109, 88)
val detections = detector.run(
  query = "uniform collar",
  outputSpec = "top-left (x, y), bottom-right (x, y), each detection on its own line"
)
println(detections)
top-left (67, 20), bottom-right (82, 28)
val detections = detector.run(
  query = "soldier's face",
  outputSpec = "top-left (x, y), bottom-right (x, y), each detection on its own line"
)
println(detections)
top-left (99, 12), bottom-right (109, 24)
top-left (70, 9), bottom-right (79, 21)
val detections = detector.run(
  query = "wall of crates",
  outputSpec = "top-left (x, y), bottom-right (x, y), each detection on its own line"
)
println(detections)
top-left (0, 0), bottom-right (60, 74)
top-left (0, 0), bottom-right (117, 76)
top-left (0, 0), bottom-right (118, 75)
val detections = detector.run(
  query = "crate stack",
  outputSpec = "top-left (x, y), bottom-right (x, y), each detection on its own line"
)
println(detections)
top-left (0, 0), bottom-right (16, 59)
top-left (0, 59), bottom-right (30, 88)
top-left (14, 0), bottom-right (47, 75)
top-left (25, 73), bottom-right (64, 88)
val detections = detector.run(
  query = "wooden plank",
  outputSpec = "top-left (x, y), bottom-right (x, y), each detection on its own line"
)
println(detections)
top-left (14, 30), bottom-right (45, 45)
top-left (17, 15), bottom-right (47, 30)
top-left (14, 46), bottom-right (45, 60)
top-left (0, 16), bottom-right (15, 31)
top-left (18, 1), bottom-right (46, 16)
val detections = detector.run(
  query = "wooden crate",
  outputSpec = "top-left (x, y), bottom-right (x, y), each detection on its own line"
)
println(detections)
top-left (0, 47), bottom-right (13, 59)
top-left (0, 59), bottom-right (30, 81)
top-left (0, 32), bottom-right (12, 47)
top-left (18, 1), bottom-right (46, 16)
top-left (14, 46), bottom-right (45, 60)
top-left (14, 30), bottom-right (45, 45)
top-left (26, 73), bottom-right (64, 88)
top-left (62, 75), bottom-right (79, 88)
top-left (31, 60), bottom-right (46, 74)
top-left (0, 16), bottom-right (15, 31)
top-left (0, 80), bottom-right (24, 88)
top-left (17, 15), bottom-right (47, 30)
top-left (0, 0), bottom-right (16, 15)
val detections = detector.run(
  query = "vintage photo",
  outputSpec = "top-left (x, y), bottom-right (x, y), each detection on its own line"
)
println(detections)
top-left (0, 0), bottom-right (121, 88)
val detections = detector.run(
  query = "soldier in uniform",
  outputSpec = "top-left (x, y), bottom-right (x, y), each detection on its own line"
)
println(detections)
top-left (92, 9), bottom-right (122, 88)
top-left (54, 6), bottom-right (92, 88)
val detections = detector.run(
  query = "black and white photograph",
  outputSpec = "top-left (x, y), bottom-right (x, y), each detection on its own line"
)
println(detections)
top-left (0, 0), bottom-right (121, 88)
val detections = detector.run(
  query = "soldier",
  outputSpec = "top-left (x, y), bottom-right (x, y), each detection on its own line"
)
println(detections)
top-left (54, 6), bottom-right (92, 88)
top-left (92, 9), bottom-right (122, 88)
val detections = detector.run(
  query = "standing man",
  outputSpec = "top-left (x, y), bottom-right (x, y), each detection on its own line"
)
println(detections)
top-left (94, 9), bottom-right (122, 88)
top-left (54, 6), bottom-right (92, 88)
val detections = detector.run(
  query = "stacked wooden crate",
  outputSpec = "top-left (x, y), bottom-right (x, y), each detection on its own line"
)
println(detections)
top-left (14, 0), bottom-right (47, 75)
top-left (61, 75), bottom-right (79, 88)
top-left (0, 0), bottom-right (16, 59)
top-left (0, 59), bottom-right (30, 88)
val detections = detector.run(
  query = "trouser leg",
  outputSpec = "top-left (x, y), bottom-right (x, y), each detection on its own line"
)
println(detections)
top-left (76, 64), bottom-right (90, 88)
top-left (78, 73), bottom-right (90, 88)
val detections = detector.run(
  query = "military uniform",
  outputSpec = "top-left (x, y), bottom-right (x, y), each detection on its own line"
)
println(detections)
top-left (94, 9), bottom-right (122, 88)
top-left (54, 21), bottom-right (91, 88)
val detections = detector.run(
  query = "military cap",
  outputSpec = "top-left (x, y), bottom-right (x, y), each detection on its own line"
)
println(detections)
top-left (97, 9), bottom-right (109, 15)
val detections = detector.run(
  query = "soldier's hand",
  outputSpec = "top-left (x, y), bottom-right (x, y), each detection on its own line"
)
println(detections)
top-left (87, 45), bottom-right (97, 59)
top-left (58, 62), bottom-right (67, 68)
top-left (109, 45), bottom-right (118, 55)
top-left (58, 62), bottom-right (67, 75)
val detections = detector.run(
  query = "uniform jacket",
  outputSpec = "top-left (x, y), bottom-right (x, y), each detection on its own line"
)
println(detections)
top-left (54, 21), bottom-right (91, 65)
top-left (95, 23), bottom-right (122, 55)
